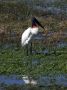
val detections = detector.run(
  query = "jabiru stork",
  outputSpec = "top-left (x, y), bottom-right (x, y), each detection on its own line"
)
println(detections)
top-left (21, 17), bottom-right (44, 55)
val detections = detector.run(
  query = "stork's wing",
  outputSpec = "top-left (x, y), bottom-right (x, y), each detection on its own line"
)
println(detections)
top-left (21, 27), bottom-right (32, 46)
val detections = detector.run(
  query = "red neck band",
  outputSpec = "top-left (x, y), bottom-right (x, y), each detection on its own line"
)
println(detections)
top-left (32, 24), bottom-right (38, 28)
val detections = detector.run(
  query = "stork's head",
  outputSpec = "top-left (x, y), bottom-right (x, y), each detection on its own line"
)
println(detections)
top-left (32, 17), bottom-right (44, 29)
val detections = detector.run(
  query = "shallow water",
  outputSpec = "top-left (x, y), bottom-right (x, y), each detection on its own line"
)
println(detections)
top-left (0, 75), bottom-right (25, 85)
top-left (38, 74), bottom-right (67, 87)
top-left (0, 75), bottom-right (67, 90)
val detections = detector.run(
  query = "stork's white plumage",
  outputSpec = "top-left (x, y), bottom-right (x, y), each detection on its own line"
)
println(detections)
top-left (21, 27), bottom-right (38, 46)
top-left (21, 17), bottom-right (44, 47)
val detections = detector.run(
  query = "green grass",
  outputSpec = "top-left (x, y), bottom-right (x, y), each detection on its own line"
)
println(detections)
top-left (0, 45), bottom-right (67, 76)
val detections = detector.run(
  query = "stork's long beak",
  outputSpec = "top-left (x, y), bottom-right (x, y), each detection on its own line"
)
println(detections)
top-left (32, 17), bottom-right (44, 29)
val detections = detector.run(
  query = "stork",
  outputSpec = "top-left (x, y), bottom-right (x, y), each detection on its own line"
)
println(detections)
top-left (21, 17), bottom-right (44, 55)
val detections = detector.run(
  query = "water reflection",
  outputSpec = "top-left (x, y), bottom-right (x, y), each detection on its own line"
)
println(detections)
top-left (0, 75), bottom-right (67, 86)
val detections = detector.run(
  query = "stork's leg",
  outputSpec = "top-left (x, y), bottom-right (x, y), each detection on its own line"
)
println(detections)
top-left (25, 42), bottom-right (32, 56)
top-left (26, 44), bottom-right (28, 56)
top-left (30, 42), bottom-right (32, 55)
